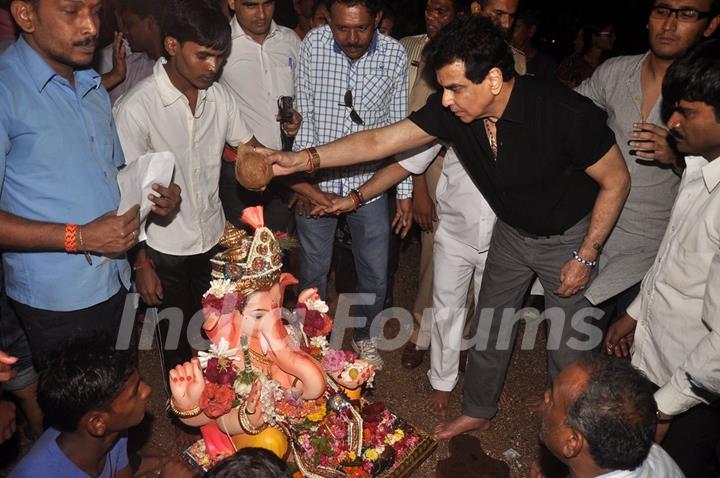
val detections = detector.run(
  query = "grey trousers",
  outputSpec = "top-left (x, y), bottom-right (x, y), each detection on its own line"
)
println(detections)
top-left (462, 216), bottom-right (597, 419)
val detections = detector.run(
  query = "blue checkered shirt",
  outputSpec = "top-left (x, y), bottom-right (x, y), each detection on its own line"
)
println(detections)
top-left (293, 26), bottom-right (412, 200)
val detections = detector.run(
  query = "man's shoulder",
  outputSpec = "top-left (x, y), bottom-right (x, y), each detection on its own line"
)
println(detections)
top-left (640, 443), bottom-right (683, 476)
top-left (273, 24), bottom-right (303, 46)
top-left (518, 75), bottom-right (600, 115)
top-left (593, 53), bottom-right (646, 80)
top-left (114, 73), bottom-right (156, 107)
top-left (303, 25), bottom-right (332, 46)
top-left (112, 71), bottom-right (161, 119)
top-left (9, 429), bottom-right (63, 477)
top-left (377, 34), bottom-right (406, 55)
top-left (399, 33), bottom-right (426, 49)
top-left (0, 44), bottom-right (23, 85)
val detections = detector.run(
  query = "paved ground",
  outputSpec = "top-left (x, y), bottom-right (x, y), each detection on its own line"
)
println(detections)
top-left (0, 240), bottom-right (551, 477)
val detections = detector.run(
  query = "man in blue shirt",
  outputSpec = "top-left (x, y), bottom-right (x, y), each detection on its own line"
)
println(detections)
top-left (0, 0), bottom-right (179, 366)
top-left (10, 336), bottom-right (194, 478)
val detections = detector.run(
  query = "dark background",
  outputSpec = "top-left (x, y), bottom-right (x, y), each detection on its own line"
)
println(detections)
top-left (274, 0), bottom-right (656, 60)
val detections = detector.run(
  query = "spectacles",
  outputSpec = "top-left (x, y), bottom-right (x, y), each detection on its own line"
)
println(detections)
top-left (339, 90), bottom-right (364, 126)
top-left (650, 6), bottom-right (715, 22)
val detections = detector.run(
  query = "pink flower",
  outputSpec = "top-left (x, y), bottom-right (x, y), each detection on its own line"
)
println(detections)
top-left (322, 349), bottom-right (355, 374)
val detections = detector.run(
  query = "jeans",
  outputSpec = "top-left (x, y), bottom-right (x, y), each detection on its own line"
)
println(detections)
top-left (295, 194), bottom-right (389, 341)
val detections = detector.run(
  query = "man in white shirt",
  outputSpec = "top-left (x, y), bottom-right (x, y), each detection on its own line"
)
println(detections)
top-left (536, 355), bottom-right (683, 478)
top-left (604, 39), bottom-right (720, 476)
top-left (219, 0), bottom-right (303, 232)
top-left (114, 0), bottom-right (259, 370)
top-left (98, 0), bottom-right (163, 104)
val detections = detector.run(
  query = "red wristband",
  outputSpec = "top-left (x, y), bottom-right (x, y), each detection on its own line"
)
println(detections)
top-left (64, 224), bottom-right (78, 253)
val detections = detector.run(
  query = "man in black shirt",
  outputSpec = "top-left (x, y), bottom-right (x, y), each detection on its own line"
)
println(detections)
top-left (266, 16), bottom-right (630, 439)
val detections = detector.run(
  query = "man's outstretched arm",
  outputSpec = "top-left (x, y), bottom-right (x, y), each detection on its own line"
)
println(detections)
top-left (266, 119), bottom-right (436, 176)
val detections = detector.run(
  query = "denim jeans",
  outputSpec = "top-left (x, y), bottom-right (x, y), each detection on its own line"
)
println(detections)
top-left (295, 194), bottom-right (389, 341)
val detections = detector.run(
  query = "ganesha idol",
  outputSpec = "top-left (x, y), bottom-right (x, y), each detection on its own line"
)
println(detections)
top-left (168, 206), bottom-right (374, 465)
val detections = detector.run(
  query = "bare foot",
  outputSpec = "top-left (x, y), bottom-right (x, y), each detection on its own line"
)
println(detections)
top-left (526, 393), bottom-right (545, 413)
top-left (434, 415), bottom-right (491, 440)
top-left (425, 390), bottom-right (450, 417)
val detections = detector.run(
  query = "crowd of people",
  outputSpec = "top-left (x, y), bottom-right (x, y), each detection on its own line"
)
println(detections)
top-left (0, 0), bottom-right (719, 476)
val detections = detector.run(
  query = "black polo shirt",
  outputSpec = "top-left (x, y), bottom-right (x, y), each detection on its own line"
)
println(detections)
top-left (408, 75), bottom-right (616, 236)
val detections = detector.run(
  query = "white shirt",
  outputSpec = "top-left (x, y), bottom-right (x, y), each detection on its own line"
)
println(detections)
top-left (219, 18), bottom-right (301, 149)
top-left (597, 444), bottom-right (683, 477)
top-left (399, 144), bottom-right (496, 252)
top-left (627, 155), bottom-right (720, 416)
top-left (97, 40), bottom-right (154, 105)
top-left (113, 59), bottom-right (253, 256)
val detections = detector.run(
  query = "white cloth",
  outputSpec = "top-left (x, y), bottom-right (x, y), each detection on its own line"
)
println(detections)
top-left (113, 59), bottom-right (253, 256)
top-left (399, 145), bottom-right (496, 250)
top-left (97, 41), bottom-right (154, 105)
top-left (428, 228), bottom-right (488, 390)
top-left (627, 155), bottom-right (720, 415)
top-left (220, 19), bottom-right (301, 150)
top-left (597, 444), bottom-right (684, 477)
top-left (117, 151), bottom-right (175, 242)
top-left (399, 145), bottom-right (496, 388)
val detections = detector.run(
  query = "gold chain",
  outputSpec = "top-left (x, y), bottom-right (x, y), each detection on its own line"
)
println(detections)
top-left (484, 119), bottom-right (497, 158)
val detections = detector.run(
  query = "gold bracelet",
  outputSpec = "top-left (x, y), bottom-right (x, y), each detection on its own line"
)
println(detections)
top-left (238, 403), bottom-right (265, 435)
top-left (169, 399), bottom-right (202, 419)
top-left (306, 147), bottom-right (320, 173)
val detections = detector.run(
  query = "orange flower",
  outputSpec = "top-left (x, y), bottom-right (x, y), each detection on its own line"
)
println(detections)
top-left (199, 383), bottom-right (235, 418)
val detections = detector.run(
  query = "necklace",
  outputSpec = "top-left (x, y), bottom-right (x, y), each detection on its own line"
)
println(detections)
top-left (248, 347), bottom-right (274, 374)
top-left (484, 118), bottom-right (498, 159)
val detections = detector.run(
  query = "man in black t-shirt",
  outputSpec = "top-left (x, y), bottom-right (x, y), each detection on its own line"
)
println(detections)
top-left (266, 16), bottom-right (630, 440)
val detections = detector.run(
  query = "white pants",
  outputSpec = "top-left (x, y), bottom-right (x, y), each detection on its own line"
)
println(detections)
top-left (428, 227), bottom-right (488, 392)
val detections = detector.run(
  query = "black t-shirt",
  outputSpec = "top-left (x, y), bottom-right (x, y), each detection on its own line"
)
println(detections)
top-left (408, 75), bottom-right (616, 236)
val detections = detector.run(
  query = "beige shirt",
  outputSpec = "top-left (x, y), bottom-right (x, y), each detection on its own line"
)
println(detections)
top-left (114, 59), bottom-right (253, 256)
top-left (220, 19), bottom-right (301, 150)
top-left (628, 156), bottom-right (720, 415)
top-left (399, 33), bottom-right (428, 93)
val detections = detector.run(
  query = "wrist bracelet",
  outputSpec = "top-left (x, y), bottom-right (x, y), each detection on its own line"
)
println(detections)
top-left (305, 147), bottom-right (320, 174)
top-left (169, 399), bottom-right (202, 419)
top-left (64, 224), bottom-right (78, 253)
top-left (350, 188), bottom-right (365, 207)
top-left (238, 403), bottom-right (266, 435)
top-left (133, 258), bottom-right (155, 271)
top-left (349, 190), bottom-right (361, 210)
top-left (77, 226), bottom-right (93, 266)
top-left (572, 250), bottom-right (597, 268)
top-left (656, 409), bottom-right (673, 424)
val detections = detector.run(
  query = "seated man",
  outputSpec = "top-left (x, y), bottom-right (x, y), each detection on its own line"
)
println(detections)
top-left (9, 337), bottom-right (192, 478)
top-left (537, 355), bottom-right (682, 477)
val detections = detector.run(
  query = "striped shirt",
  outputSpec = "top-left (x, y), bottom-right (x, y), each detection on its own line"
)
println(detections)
top-left (399, 33), bottom-right (428, 91)
top-left (293, 25), bottom-right (412, 200)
